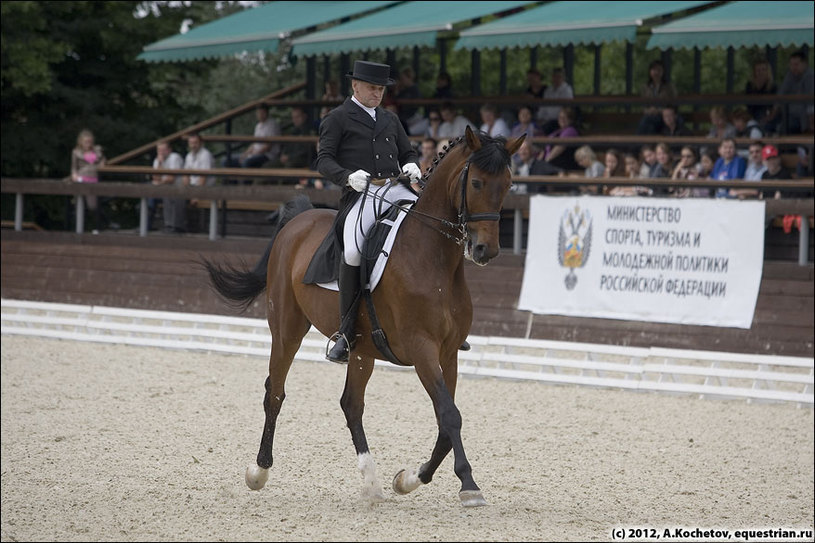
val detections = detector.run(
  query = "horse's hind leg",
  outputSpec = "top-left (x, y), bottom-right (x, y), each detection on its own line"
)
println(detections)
top-left (340, 354), bottom-right (387, 503)
top-left (245, 313), bottom-right (310, 491)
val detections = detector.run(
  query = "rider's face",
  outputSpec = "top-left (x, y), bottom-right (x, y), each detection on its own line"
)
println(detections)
top-left (352, 80), bottom-right (386, 109)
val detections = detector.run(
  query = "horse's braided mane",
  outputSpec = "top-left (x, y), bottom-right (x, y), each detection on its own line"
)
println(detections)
top-left (421, 132), bottom-right (511, 186)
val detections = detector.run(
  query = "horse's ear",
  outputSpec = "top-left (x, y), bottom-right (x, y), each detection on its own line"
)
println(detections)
top-left (465, 125), bottom-right (482, 152)
top-left (505, 134), bottom-right (526, 156)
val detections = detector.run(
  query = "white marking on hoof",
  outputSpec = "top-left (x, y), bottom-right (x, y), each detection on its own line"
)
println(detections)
top-left (459, 489), bottom-right (488, 507)
top-left (358, 452), bottom-right (386, 503)
top-left (245, 464), bottom-right (269, 490)
top-left (392, 467), bottom-right (423, 495)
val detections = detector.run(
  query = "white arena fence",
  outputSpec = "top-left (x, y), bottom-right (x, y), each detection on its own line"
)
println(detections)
top-left (2, 298), bottom-right (812, 408)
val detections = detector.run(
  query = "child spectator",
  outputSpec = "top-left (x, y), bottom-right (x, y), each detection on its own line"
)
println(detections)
top-left (574, 145), bottom-right (604, 178)
top-left (707, 106), bottom-right (736, 140)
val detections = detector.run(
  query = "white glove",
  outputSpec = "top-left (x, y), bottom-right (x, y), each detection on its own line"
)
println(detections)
top-left (347, 169), bottom-right (370, 192)
top-left (401, 162), bottom-right (421, 181)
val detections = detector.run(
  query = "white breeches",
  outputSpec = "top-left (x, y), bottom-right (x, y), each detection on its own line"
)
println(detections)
top-left (343, 182), bottom-right (417, 266)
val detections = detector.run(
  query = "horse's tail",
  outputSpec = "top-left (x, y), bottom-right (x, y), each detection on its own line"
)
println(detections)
top-left (201, 195), bottom-right (314, 312)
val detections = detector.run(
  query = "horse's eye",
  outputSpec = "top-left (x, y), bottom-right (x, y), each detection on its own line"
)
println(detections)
top-left (471, 178), bottom-right (483, 190)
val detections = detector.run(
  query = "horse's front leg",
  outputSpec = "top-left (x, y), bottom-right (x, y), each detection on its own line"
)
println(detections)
top-left (341, 353), bottom-right (387, 503)
top-left (393, 351), bottom-right (457, 495)
top-left (396, 346), bottom-right (486, 507)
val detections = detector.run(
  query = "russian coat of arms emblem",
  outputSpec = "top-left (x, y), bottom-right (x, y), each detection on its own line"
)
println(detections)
top-left (557, 205), bottom-right (592, 290)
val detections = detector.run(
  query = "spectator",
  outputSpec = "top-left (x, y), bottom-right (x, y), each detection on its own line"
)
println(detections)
top-left (70, 128), bottom-right (113, 232)
top-left (277, 107), bottom-right (319, 189)
top-left (637, 59), bottom-right (677, 135)
top-left (224, 104), bottom-right (280, 173)
top-left (707, 106), bottom-right (736, 140)
top-left (525, 68), bottom-right (546, 101)
top-left (320, 79), bottom-right (342, 120)
top-left (538, 67), bottom-right (574, 135)
top-left (745, 58), bottom-right (777, 132)
top-left (479, 103), bottom-right (511, 138)
top-left (433, 72), bottom-right (454, 99)
top-left (574, 145), bottom-right (604, 178)
top-left (183, 132), bottom-right (215, 207)
top-left (623, 153), bottom-right (641, 179)
top-left (424, 108), bottom-right (443, 139)
top-left (603, 148), bottom-right (625, 178)
top-left (543, 107), bottom-right (580, 171)
top-left (419, 137), bottom-right (438, 175)
top-left (661, 105), bottom-right (690, 137)
top-left (732, 107), bottom-right (764, 139)
top-left (698, 151), bottom-right (715, 180)
top-left (513, 140), bottom-right (562, 181)
top-left (510, 105), bottom-right (542, 138)
top-left (394, 66), bottom-right (422, 133)
top-left (744, 140), bottom-right (768, 181)
top-left (652, 142), bottom-right (675, 179)
top-left (638, 145), bottom-right (657, 178)
top-left (151, 141), bottom-right (186, 233)
top-left (768, 50), bottom-right (814, 134)
top-left (711, 138), bottom-right (747, 198)
top-left (670, 146), bottom-right (710, 198)
top-left (760, 145), bottom-right (792, 198)
top-left (438, 102), bottom-right (474, 142)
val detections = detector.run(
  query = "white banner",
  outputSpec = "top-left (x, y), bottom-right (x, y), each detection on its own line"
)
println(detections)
top-left (518, 196), bottom-right (765, 329)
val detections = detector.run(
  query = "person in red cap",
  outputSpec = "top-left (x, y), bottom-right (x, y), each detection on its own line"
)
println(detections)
top-left (760, 145), bottom-right (791, 199)
top-left (305, 60), bottom-right (420, 363)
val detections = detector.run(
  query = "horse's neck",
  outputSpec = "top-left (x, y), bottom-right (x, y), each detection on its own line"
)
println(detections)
top-left (415, 148), bottom-right (463, 223)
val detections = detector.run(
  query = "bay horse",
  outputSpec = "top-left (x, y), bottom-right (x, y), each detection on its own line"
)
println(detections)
top-left (203, 126), bottom-right (525, 506)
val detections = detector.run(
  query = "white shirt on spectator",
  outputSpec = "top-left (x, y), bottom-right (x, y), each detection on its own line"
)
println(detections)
top-left (538, 82), bottom-right (574, 123)
top-left (438, 116), bottom-right (474, 141)
top-left (252, 117), bottom-right (281, 161)
top-left (153, 152), bottom-right (184, 185)
top-left (185, 147), bottom-right (215, 186)
top-left (744, 162), bottom-right (767, 181)
top-left (480, 118), bottom-right (510, 138)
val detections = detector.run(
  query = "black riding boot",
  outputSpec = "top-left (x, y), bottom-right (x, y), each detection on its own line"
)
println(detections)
top-left (326, 262), bottom-right (362, 364)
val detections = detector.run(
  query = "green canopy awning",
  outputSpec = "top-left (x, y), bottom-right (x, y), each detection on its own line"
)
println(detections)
top-left (138, 1), bottom-right (397, 63)
top-left (455, 0), bottom-right (711, 50)
top-left (647, 1), bottom-right (814, 50)
top-left (290, 0), bottom-right (534, 58)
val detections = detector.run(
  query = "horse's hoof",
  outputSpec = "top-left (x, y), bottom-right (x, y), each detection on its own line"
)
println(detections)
top-left (362, 485), bottom-right (388, 504)
top-left (392, 468), bottom-right (422, 495)
top-left (245, 464), bottom-right (269, 490)
top-left (459, 489), bottom-right (488, 507)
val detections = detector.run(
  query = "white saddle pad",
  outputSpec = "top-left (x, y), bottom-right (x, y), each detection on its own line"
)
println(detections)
top-left (317, 203), bottom-right (413, 292)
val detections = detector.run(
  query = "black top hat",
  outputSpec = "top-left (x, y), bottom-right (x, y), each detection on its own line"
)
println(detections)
top-left (346, 60), bottom-right (395, 86)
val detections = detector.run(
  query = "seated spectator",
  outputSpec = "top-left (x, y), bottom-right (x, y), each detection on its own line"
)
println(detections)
top-left (394, 66), bottom-right (423, 134)
top-left (638, 145), bottom-right (657, 178)
top-left (224, 104), bottom-right (280, 177)
top-left (438, 102), bottom-right (474, 142)
top-left (661, 105), bottom-right (690, 137)
top-left (623, 153), bottom-right (641, 179)
top-left (744, 141), bottom-right (767, 181)
top-left (670, 146), bottom-right (710, 198)
top-left (602, 148), bottom-right (625, 178)
top-left (151, 141), bottom-right (186, 233)
top-left (320, 79), bottom-right (342, 120)
top-left (479, 103), bottom-right (511, 138)
top-left (637, 59), bottom-right (677, 135)
top-left (760, 144), bottom-right (793, 198)
top-left (707, 106), bottom-right (736, 140)
top-left (525, 68), bottom-right (546, 101)
top-left (433, 71), bottom-right (454, 99)
top-left (419, 137), bottom-right (438, 176)
top-left (543, 107), bottom-right (580, 171)
top-left (424, 108), bottom-right (443, 139)
top-left (711, 138), bottom-right (747, 198)
top-left (538, 67), bottom-right (574, 135)
top-left (513, 140), bottom-right (562, 182)
top-left (745, 58), bottom-right (777, 132)
top-left (766, 50), bottom-right (814, 135)
top-left (511, 105), bottom-right (542, 138)
top-left (183, 132), bottom-right (215, 207)
top-left (276, 107), bottom-right (319, 189)
top-left (698, 151), bottom-right (715, 180)
top-left (652, 142), bottom-right (674, 178)
top-left (732, 107), bottom-right (764, 140)
top-left (574, 145), bottom-right (604, 178)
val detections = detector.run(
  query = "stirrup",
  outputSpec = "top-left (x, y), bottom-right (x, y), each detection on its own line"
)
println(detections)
top-left (326, 331), bottom-right (351, 364)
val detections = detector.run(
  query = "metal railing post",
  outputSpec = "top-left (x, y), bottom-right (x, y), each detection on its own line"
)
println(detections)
top-left (799, 216), bottom-right (810, 266)
top-left (513, 208), bottom-right (522, 255)
top-left (75, 196), bottom-right (85, 234)
top-left (15, 193), bottom-right (23, 231)
top-left (140, 197), bottom-right (148, 237)
top-left (209, 200), bottom-right (218, 241)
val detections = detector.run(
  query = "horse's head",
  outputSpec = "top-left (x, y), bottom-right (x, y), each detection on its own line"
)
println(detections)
top-left (452, 126), bottom-right (525, 266)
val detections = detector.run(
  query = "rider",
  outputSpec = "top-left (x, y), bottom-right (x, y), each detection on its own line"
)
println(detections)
top-left (313, 60), bottom-right (421, 363)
